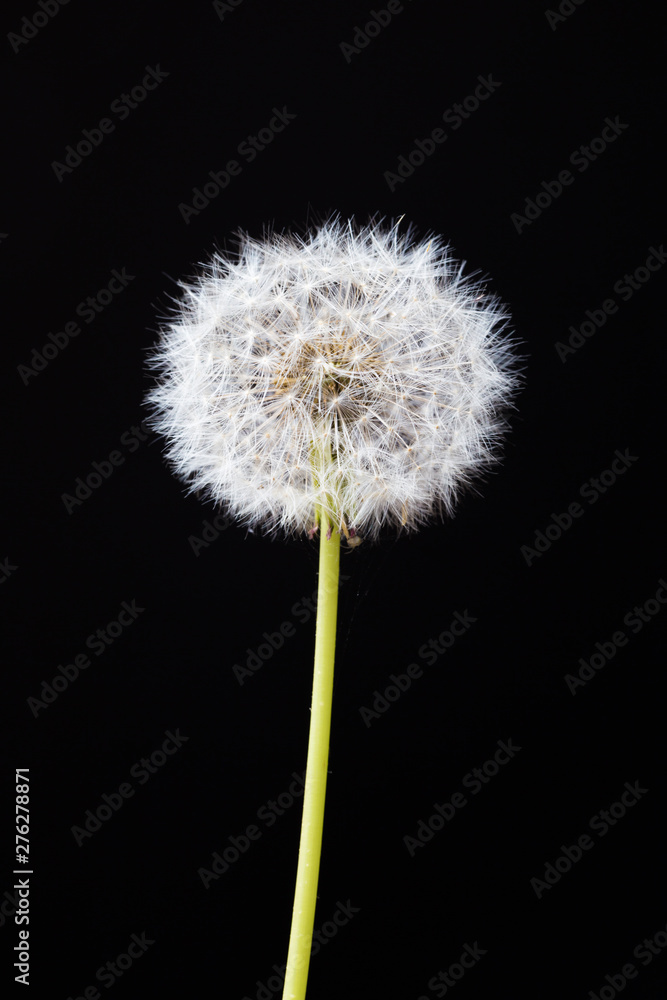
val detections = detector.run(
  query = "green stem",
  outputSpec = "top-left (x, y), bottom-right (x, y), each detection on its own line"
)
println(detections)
top-left (282, 508), bottom-right (340, 1000)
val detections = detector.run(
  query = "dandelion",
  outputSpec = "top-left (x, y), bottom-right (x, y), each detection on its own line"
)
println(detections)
top-left (146, 216), bottom-right (519, 541)
top-left (145, 215), bottom-right (522, 1000)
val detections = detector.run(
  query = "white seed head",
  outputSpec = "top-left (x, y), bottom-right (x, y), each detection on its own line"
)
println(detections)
top-left (145, 216), bottom-right (522, 540)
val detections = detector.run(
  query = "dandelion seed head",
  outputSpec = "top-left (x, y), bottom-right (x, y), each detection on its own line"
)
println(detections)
top-left (145, 216), bottom-right (522, 539)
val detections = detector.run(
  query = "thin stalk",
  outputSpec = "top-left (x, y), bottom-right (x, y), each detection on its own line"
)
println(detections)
top-left (282, 506), bottom-right (340, 1000)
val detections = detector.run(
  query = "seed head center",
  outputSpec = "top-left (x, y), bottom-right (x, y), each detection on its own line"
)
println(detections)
top-left (270, 327), bottom-right (383, 419)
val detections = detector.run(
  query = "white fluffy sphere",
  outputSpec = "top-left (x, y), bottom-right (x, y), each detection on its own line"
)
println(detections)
top-left (145, 217), bottom-right (521, 539)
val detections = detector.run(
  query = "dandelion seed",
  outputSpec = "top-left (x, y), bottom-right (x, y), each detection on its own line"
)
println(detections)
top-left (146, 216), bottom-right (521, 539)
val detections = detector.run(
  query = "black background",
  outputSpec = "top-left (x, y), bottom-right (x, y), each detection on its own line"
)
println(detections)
top-left (2, 1), bottom-right (666, 998)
